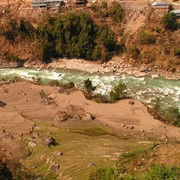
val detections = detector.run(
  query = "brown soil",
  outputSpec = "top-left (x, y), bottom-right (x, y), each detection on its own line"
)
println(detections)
top-left (0, 82), bottom-right (180, 161)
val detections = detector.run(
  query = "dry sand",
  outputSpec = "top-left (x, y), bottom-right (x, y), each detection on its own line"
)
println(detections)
top-left (0, 82), bottom-right (180, 160)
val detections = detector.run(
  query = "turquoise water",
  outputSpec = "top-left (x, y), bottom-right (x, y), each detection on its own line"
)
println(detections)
top-left (0, 68), bottom-right (179, 110)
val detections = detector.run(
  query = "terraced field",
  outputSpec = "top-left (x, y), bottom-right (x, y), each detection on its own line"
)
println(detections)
top-left (22, 124), bottom-right (153, 179)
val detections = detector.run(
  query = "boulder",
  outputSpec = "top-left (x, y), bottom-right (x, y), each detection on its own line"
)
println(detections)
top-left (54, 111), bottom-right (68, 122)
top-left (48, 93), bottom-right (57, 99)
top-left (51, 163), bottom-right (60, 172)
top-left (44, 137), bottom-right (56, 147)
top-left (82, 113), bottom-right (93, 121)
top-left (140, 66), bottom-right (149, 72)
top-left (0, 101), bottom-right (6, 108)
top-left (28, 142), bottom-right (36, 149)
top-left (129, 101), bottom-right (135, 105)
top-left (151, 74), bottom-right (159, 79)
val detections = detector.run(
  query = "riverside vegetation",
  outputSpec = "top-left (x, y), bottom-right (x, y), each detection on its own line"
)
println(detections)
top-left (1, 13), bottom-right (119, 63)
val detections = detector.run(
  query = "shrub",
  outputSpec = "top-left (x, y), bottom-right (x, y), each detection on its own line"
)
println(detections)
top-left (174, 48), bottom-right (180, 56)
top-left (4, 52), bottom-right (20, 62)
top-left (142, 51), bottom-right (156, 63)
top-left (162, 13), bottom-right (178, 31)
top-left (109, 83), bottom-right (127, 103)
top-left (129, 46), bottom-right (140, 59)
top-left (101, 1), bottom-right (108, 9)
top-left (84, 79), bottom-right (96, 92)
top-left (145, 164), bottom-right (180, 180)
top-left (0, 161), bottom-right (13, 179)
top-left (150, 99), bottom-right (180, 127)
top-left (3, 19), bottom-right (19, 42)
top-left (60, 82), bottom-right (75, 89)
top-left (108, 3), bottom-right (124, 22)
top-left (19, 19), bottom-right (34, 37)
top-left (138, 31), bottom-right (156, 45)
top-left (164, 107), bottom-right (180, 127)
top-left (89, 167), bottom-right (118, 180)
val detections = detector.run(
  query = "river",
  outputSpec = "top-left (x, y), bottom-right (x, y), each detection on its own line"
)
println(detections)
top-left (0, 68), bottom-right (179, 111)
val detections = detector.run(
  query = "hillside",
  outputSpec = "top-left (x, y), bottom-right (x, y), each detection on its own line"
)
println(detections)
top-left (0, 0), bottom-right (179, 77)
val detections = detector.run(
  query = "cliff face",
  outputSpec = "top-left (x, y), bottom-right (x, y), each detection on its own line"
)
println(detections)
top-left (0, 0), bottom-right (179, 73)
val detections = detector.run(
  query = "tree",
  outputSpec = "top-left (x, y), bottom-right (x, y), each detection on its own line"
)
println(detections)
top-left (84, 79), bottom-right (96, 92)
top-left (109, 83), bottom-right (127, 102)
top-left (162, 13), bottom-right (178, 31)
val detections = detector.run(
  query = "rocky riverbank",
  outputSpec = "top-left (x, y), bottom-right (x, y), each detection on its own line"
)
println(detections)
top-left (0, 57), bottom-right (180, 80)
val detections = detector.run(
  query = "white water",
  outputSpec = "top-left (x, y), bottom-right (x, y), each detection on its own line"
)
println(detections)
top-left (0, 68), bottom-right (179, 111)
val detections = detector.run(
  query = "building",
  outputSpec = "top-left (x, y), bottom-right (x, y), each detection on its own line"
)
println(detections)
top-left (151, 1), bottom-right (170, 13)
top-left (151, 2), bottom-right (170, 9)
top-left (32, 0), bottom-right (87, 8)
top-left (170, 10), bottom-right (180, 17)
top-left (32, 0), bottom-right (62, 9)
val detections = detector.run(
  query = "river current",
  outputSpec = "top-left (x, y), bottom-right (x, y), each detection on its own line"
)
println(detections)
top-left (0, 68), bottom-right (179, 111)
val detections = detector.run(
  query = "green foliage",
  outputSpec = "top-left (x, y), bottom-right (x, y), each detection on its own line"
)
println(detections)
top-left (88, 164), bottom-right (180, 180)
top-left (84, 79), bottom-right (96, 92)
top-left (174, 47), bottom-right (180, 56)
top-left (60, 82), bottom-right (75, 89)
top-left (144, 164), bottom-right (180, 180)
top-left (138, 31), bottom-right (156, 45)
top-left (4, 52), bottom-right (20, 62)
top-left (129, 46), bottom-right (140, 59)
top-left (2, 14), bottom-right (118, 63)
top-left (108, 3), bottom-right (124, 22)
top-left (164, 107), bottom-right (180, 127)
top-left (109, 83), bottom-right (127, 103)
top-left (98, 26), bottom-right (116, 52)
top-left (142, 51), bottom-right (156, 63)
top-left (0, 160), bottom-right (35, 179)
top-left (3, 19), bottom-right (34, 42)
top-left (89, 167), bottom-right (118, 180)
top-left (35, 13), bottom-right (117, 63)
top-left (101, 1), bottom-right (108, 9)
top-left (3, 19), bottom-right (18, 42)
top-left (151, 99), bottom-right (180, 127)
top-left (19, 19), bottom-right (34, 37)
top-left (0, 161), bottom-right (13, 179)
top-left (162, 13), bottom-right (178, 31)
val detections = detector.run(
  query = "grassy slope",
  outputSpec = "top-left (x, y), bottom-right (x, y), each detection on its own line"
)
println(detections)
top-left (21, 122), bottom-right (154, 179)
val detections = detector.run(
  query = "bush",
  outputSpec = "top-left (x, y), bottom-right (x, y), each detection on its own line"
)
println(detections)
top-left (162, 13), bottom-right (178, 31)
top-left (145, 164), bottom-right (180, 180)
top-left (150, 99), bottom-right (180, 127)
top-left (109, 83), bottom-right (127, 103)
top-left (174, 48), bottom-right (180, 56)
top-left (89, 167), bottom-right (118, 180)
top-left (108, 3), bottom-right (124, 22)
top-left (164, 107), bottom-right (180, 127)
top-left (19, 19), bottom-right (34, 37)
top-left (3, 19), bottom-right (18, 42)
top-left (138, 31), bottom-right (156, 45)
top-left (129, 46), bottom-right (140, 59)
top-left (0, 161), bottom-right (13, 179)
top-left (84, 79), bottom-right (96, 92)
top-left (60, 82), bottom-right (75, 89)
top-left (4, 52), bottom-right (20, 62)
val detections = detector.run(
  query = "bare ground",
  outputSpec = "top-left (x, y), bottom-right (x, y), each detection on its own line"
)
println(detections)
top-left (0, 82), bottom-right (180, 160)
